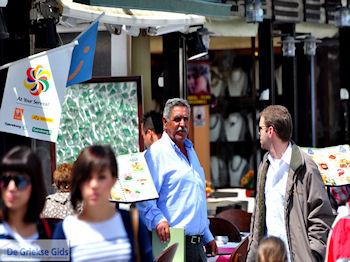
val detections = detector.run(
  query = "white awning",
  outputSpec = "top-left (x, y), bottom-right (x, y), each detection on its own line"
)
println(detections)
top-left (57, 0), bottom-right (205, 34)
top-left (296, 22), bottom-right (338, 39)
top-left (204, 17), bottom-right (258, 37)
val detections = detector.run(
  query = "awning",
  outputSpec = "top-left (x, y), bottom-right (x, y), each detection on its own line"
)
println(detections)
top-left (59, 0), bottom-right (205, 27)
top-left (57, 0), bottom-right (205, 36)
top-left (72, 0), bottom-right (231, 19)
top-left (296, 22), bottom-right (338, 39)
top-left (205, 17), bottom-right (258, 37)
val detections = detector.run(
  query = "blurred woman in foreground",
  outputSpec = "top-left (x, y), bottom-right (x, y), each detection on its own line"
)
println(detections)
top-left (0, 146), bottom-right (55, 256)
top-left (53, 145), bottom-right (153, 261)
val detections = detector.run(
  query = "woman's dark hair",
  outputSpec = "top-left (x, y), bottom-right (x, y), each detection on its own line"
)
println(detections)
top-left (70, 145), bottom-right (118, 210)
top-left (0, 146), bottom-right (46, 223)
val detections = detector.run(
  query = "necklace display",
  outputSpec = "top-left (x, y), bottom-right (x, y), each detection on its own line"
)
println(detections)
top-left (227, 68), bottom-right (248, 97)
top-left (210, 68), bottom-right (225, 98)
top-left (247, 110), bottom-right (260, 139)
top-left (225, 112), bottom-right (246, 141)
top-left (228, 155), bottom-right (248, 187)
top-left (210, 113), bottom-right (225, 142)
top-left (210, 156), bottom-right (228, 188)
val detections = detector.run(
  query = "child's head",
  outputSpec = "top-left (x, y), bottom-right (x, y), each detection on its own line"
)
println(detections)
top-left (257, 236), bottom-right (288, 262)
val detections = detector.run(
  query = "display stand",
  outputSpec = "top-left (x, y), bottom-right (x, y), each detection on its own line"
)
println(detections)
top-left (224, 113), bottom-right (246, 142)
top-left (210, 113), bottom-right (225, 142)
top-left (228, 155), bottom-right (248, 187)
top-left (227, 68), bottom-right (248, 97)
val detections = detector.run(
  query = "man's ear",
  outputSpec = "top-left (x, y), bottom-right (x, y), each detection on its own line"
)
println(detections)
top-left (268, 126), bottom-right (274, 137)
top-left (162, 117), bottom-right (168, 129)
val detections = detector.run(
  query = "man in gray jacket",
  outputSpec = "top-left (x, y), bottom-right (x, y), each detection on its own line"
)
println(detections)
top-left (246, 105), bottom-right (334, 262)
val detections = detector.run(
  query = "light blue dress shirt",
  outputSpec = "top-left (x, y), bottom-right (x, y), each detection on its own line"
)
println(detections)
top-left (136, 132), bottom-right (214, 244)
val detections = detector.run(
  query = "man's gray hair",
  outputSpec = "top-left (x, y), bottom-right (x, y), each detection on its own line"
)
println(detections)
top-left (163, 98), bottom-right (191, 121)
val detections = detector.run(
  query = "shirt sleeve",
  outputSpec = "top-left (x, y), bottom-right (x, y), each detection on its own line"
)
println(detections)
top-left (136, 200), bottom-right (167, 231)
top-left (136, 147), bottom-right (167, 230)
top-left (203, 217), bottom-right (214, 244)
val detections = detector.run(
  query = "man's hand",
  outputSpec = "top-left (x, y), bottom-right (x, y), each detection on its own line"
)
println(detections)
top-left (205, 240), bottom-right (218, 257)
top-left (156, 221), bottom-right (170, 243)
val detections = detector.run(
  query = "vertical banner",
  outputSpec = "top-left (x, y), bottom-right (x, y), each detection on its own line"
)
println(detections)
top-left (66, 14), bottom-right (101, 86)
top-left (0, 43), bottom-right (75, 142)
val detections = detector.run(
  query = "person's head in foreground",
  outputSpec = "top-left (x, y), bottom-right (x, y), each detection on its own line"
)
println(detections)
top-left (70, 145), bottom-right (117, 212)
top-left (0, 146), bottom-right (46, 223)
top-left (257, 236), bottom-right (288, 262)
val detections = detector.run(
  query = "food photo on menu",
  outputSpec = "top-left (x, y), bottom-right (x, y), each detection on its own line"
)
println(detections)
top-left (301, 144), bottom-right (350, 186)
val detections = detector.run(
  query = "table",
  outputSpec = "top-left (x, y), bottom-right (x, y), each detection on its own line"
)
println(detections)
top-left (207, 232), bottom-right (249, 262)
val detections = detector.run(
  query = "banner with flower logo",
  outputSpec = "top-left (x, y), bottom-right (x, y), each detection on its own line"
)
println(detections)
top-left (0, 43), bottom-right (76, 142)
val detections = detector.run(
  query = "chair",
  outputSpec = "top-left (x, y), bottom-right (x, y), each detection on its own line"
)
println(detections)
top-left (216, 208), bottom-right (252, 232)
top-left (155, 242), bottom-right (179, 262)
top-left (209, 217), bottom-right (241, 242)
top-left (229, 235), bottom-right (249, 262)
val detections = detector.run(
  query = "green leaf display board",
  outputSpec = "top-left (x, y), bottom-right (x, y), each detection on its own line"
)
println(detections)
top-left (56, 77), bottom-right (142, 165)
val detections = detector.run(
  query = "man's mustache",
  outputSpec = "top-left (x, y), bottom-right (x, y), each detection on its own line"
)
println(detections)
top-left (176, 126), bottom-right (188, 133)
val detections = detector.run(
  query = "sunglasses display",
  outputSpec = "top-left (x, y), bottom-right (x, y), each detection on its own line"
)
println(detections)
top-left (0, 174), bottom-right (31, 190)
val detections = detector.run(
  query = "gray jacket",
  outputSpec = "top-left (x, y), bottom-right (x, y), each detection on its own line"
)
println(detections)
top-left (246, 143), bottom-right (334, 262)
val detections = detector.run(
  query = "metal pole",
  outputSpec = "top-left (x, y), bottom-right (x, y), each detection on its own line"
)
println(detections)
top-left (310, 56), bottom-right (316, 147)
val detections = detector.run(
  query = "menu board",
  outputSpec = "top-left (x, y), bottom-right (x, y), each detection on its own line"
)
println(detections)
top-left (110, 153), bottom-right (159, 203)
top-left (301, 144), bottom-right (350, 186)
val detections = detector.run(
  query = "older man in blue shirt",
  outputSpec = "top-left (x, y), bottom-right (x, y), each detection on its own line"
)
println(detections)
top-left (137, 98), bottom-right (217, 261)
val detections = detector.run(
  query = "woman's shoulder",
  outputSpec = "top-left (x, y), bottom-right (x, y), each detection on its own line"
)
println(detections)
top-left (0, 221), bottom-right (10, 238)
top-left (52, 215), bottom-right (76, 240)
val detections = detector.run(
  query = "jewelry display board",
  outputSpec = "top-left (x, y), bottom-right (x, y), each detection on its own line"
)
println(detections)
top-left (209, 50), bottom-right (258, 189)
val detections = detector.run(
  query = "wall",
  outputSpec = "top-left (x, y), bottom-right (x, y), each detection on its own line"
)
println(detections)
top-left (190, 105), bottom-right (211, 181)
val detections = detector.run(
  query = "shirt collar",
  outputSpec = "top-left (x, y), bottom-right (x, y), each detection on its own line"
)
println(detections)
top-left (162, 132), bottom-right (193, 150)
top-left (267, 142), bottom-right (292, 166)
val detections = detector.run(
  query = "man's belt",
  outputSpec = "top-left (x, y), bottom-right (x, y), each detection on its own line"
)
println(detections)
top-left (186, 235), bottom-right (204, 244)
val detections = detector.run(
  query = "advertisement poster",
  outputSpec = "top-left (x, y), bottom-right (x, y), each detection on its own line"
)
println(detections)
top-left (187, 61), bottom-right (211, 105)
top-left (301, 144), bottom-right (350, 186)
top-left (110, 153), bottom-right (159, 203)
top-left (193, 106), bottom-right (206, 127)
top-left (0, 44), bottom-right (74, 142)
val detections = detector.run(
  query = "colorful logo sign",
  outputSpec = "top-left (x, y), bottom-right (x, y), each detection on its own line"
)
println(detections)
top-left (13, 108), bottom-right (23, 120)
top-left (23, 65), bottom-right (50, 96)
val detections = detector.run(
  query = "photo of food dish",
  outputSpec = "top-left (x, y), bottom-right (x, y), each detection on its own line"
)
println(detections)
top-left (302, 145), bottom-right (350, 186)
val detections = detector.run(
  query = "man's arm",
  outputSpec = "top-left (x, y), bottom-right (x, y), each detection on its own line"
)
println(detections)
top-left (137, 146), bottom-right (170, 240)
top-left (306, 165), bottom-right (335, 259)
top-left (136, 200), bottom-right (167, 231)
top-left (203, 225), bottom-right (217, 257)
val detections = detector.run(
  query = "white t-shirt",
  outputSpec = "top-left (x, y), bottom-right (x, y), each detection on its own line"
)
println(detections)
top-left (0, 222), bottom-right (40, 261)
top-left (62, 213), bottom-right (132, 262)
